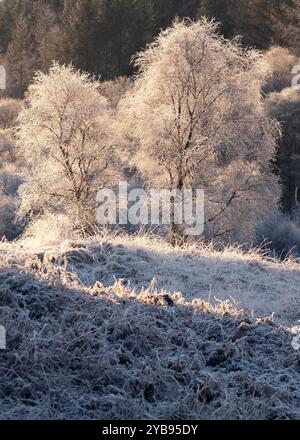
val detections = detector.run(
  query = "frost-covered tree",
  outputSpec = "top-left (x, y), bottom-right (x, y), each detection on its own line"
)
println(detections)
top-left (122, 19), bottom-right (280, 242)
top-left (16, 63), bottom-right (118, 227)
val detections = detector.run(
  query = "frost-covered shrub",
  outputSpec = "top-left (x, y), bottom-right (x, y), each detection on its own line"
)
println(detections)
top-left (0, 163), bottom-right (22, 196)
top-left (0, 129), bottom-right (17, 165)
top-left (0, 98), bottom-right (22, 129)
top-left (256, 210), bottom-right (300, 257)
top-left (101, 76), bottom-right (133, 110)
top-left (266, 86), bottom-right (300, 116)
top-left (263, 46), bottom-right (298, 95)
top-left (22, 213), bottom-right (76, 247)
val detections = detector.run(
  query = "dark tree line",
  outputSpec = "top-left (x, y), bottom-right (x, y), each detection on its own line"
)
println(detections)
top-left (1, 0), bottom-right (299, 97)
top-left (197, 0), bottom-right (296, 48)
top-left (0, 0), bottom-right (200, 95)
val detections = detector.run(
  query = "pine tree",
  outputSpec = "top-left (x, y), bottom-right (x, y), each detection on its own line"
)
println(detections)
top-left (4, 16), bottom-right (36, 98)
top-left (277, 0), bottom-right (300, 54)
top-left (60, 0), bottom-right (155, 79)
top-left (33, 4), bottom-right (59, 72)
top-left (0, 0), bottom-right (15, 52)
top-left (60, 0), bottom-right (99, 73)
top-left (197, 0), bottom-right (294, 49)
top-left (265, 88), bottom-right (300, 214)
top-left (96, 0), bottom-right (155, 78)
top-left (153, 0), bottom-right (198, 31)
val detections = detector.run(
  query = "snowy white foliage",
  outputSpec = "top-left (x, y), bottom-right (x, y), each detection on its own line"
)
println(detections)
top-left (121, 19), bottom-right (280, 241)
top-left (16, 63), bottom-right (120, 226)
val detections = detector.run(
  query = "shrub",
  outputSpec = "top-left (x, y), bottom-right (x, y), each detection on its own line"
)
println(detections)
top-left (263, 46), bottom-right (299, 94)
top-left (256, 210), bottom-right (300, 258)
top-left (0, 98), bottom-right (22, 129)
top-left (22, 213), bottom-right (76, 248)
top-left (0, 191), bottom-right (21, 240)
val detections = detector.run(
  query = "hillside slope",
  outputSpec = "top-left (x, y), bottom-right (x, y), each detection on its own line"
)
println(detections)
top-left (0, 234), bottom-right (300, 419)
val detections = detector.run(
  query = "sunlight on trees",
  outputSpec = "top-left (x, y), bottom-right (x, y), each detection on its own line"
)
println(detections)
top-left (121, 19), bottom-right (280, 241)
top-left (16, 63), bottom-right (120, 228)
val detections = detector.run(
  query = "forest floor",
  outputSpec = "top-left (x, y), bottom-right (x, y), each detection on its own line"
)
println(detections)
top-left (0, 233), bottom-right (300, 419)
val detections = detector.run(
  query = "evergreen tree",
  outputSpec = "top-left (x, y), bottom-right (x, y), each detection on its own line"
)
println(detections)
top-left (198, 0), bottom-right (294, 49)
top-left (265, 88), bottom-right (300, 214)
top-left (4, 16), bottom-right (36, 98)
top-left (61, 0), bottom-right (99, 73)
top-left (0, 0), bottom-right (15, 52)
top-left (277, 0), bottom-right (300, 55)
top-left (60, 0), bottom-right (155, 79)
top-left (153, 0), bottom-right (198, 30)
top-left (48, 0), bottom-right (64, 13)
top-left (96, 0), bottom-right (155, 78)
top-left (34, 5), bottom-right (59, 72)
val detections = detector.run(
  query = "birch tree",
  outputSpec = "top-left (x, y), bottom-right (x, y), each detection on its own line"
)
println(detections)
top-left (122, 19), bottom-right (280, 242)
top-left (16, 63), bottom-right (118, 227)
